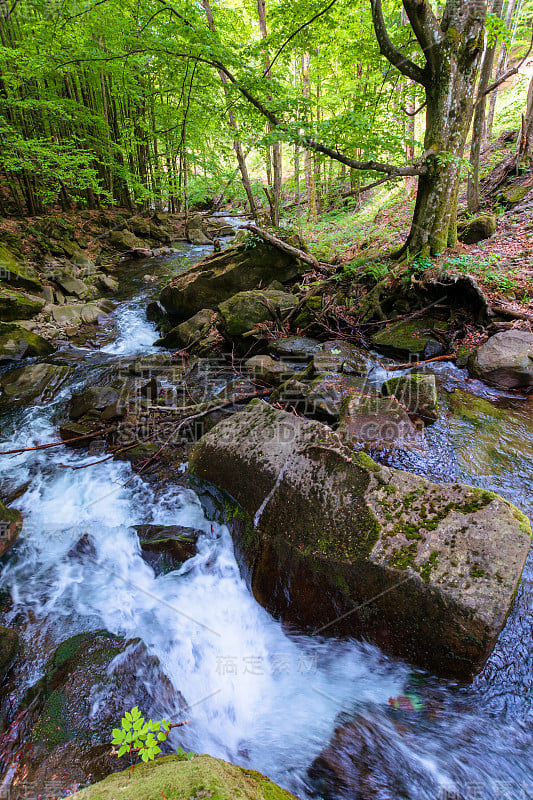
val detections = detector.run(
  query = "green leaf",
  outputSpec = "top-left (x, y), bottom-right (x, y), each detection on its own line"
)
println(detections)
top-left (117, 745), bottom-right (129, 757)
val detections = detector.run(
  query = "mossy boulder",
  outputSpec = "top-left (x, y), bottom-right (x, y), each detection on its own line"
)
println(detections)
top-left (71, 754), bottom-right (299, 800)
top-left (443, 388), bottom-right (506, 426)
top-left (0, 244), bottom-right (43, 293)
top-left (0, 363), bottom-right (72, 407)
top-left (17, 632), bottom-right (180, 796)
top-left (381, 373), bottom-right (438, 421)
top-left (458, 213), bottom-right (497, 244)
top-left (313, 340), bottom-right (371, 375)
top-left (0, 500), bottom-right (23, 558)
top-left (218, 290), bottom-right (297, 339)
top-left (133, 524), bottom-right (200, 575)
top-left (0, 322), bottom-right (54, 364)
top-left (496, 183), bottom-right (529, 210)
top-left (155, 308), bottom-right (214, 349)
top-left (0, 288), bottom-right (44, 321)
top-left (108, 229), bottom-right (146, 251)
top-left (371, 317), bottom-right (447, 360)
top-left (244, 355), bottom-right (292, 386)
top-left (159, 240), bottom-right (305, 321)
top-left (190, 399), bottom-right (531, 680)
top-left (468, 330), bottom-right (533, 389)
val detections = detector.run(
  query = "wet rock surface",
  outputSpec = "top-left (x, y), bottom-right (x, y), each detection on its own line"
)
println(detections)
top-left (191, 399), bottom-right (531, 680)
top-left (469, 329), bottom-right (533, 388)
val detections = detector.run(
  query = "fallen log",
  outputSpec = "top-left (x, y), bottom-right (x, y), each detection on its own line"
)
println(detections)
top-left (244, 223), bottom-right (335, 274)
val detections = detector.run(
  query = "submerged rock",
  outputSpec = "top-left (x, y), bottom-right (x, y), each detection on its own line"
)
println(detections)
top-left (70, 754), bottom-right (299, 800)
top-left (190, 399), bottom-right (531, 680)
top-left (0, 322), bottom-right (54, 364)
top-left (468, 330), bottom-right (533, 389)
top-left (159, 239), bottom-right (305, 321)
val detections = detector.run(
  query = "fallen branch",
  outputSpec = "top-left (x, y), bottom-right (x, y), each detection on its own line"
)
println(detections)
top-left (385, 354), bottom-right (455, 371)
top-left (0, 427), bottom-right (115, 456)
top-left (491, 302), bottom-right (533, 322)
top-left (244, 223), bottom-right (335, 274)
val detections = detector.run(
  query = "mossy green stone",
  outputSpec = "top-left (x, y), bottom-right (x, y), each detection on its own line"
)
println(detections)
top-left (70, 755), bottom-right (299, 800)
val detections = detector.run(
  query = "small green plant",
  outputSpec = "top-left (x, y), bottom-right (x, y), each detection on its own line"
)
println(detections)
top-left (111, 706), bottom-right (172, 775)
top-left (365, 260), bottom-right (389, 282)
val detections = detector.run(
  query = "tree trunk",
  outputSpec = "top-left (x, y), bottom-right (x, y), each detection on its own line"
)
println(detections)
top-left (257, 0), bottom-right (282, 225)
top-left (485, 0), bottom-right (518, 142)
top-left (202, 0), bottom-right (258, 219)
top-left (302, 52), bottom-right (317, 222)
top-left (468, 0), bottom-right (504, 213)
top-left (517, 73), bottom-right (533, 167)
top-left (399, 1), bottom-right (487, 256)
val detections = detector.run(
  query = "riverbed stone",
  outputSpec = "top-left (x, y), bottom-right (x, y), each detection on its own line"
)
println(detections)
top-left (244, 355), bottom-right (292, 385)
top-left (0, 363), bottom-right (72, 407)
top-left (55, 273), bottom-right (91, 299)
top-left (70, 754), bottom-right (299, 800)
top-left (68, 379), bottom-right (132, 420)
top-left (159, 238), bottom-right (306, 321)
top-left (0, 625), bottom-right (19, 679)
top-left (468, 329), bottom-right (533, 389)
top-left (268, 336), bottom-right (321, 360)
top-left (0, 500), bottom-right (23, 558)
top-left (52, 304), bottom-right (83, 325)
top-left (371, 318), bottom-right (448, 360)
top-left (81, 303), bottom-right (105, 324)
top-left (314, 340), bottom-right (371, 375)
top-left (338, 394), bottom-right (422, 450)
top-left (190, 399), bottom-right (531, 680)
top-left (381, 373), bottom-right (438, 421)
top-left (156, 308), bottom-right (214, 349)
top-left (108, 228), bottom-right (146, 251)
top-left (0, 322), bottom-right (54, 363)
top-left (134, 524), bottom-right (200, 574)
top-left (218, 289), bottom-right (297, 338)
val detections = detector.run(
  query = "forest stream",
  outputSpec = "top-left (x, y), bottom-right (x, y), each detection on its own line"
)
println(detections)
top-left (1, 231), bottom-right (533, 800)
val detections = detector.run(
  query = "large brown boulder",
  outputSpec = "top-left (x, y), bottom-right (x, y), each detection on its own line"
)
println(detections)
top-left (468, 330), bottom-right (533, 389)
top-left (159, 239), bottom-right (306, 321)
top-left (190, 400), bottom-right (531, 680)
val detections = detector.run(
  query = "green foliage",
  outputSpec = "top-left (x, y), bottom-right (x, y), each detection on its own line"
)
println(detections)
top-left (365, 261), bottom-right (389, 282)
top-left (111, 706), bottom-right (171, 772)
top-left (443, 253), bottom-right (526, 294)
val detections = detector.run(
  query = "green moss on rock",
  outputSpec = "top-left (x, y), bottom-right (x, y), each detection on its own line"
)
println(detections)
top-left (71, 754), bottom-right (299, 800)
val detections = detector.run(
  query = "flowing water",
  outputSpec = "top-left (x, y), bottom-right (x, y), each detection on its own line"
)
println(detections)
top-left (1, 240), bottom-right (533, 800)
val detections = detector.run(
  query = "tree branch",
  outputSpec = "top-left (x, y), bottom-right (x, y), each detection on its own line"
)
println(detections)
top-left (370, 0), bottom-right (427, 85)
top-left (402, 0), bottom-right (441, 73)
top-left (480, 25), bottom-right (533, 101)
top-left (265, 0), bottom-right (340, 76)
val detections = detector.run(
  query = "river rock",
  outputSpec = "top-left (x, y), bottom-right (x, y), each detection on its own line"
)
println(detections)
top-left (458, 213), bottom-right (497, 244)
top-left (81, 303), bottom-right (106, 324)
top-left (314, 340), bottom-right (371, 374)
top-left (371, 318), bottom-right (448, 360)
top-left (108, 228), bottom-right (146, 251)
top-left (70, 754), bottom-right (299, 800)
top-left (190, 399), bottom-right (531, 680)
top-left (0, 363), bottom-right (72, 407)
top-left (96, 274), bottom-right (118, 293)
top-left (55, 273), bottom-right (91, 299)
top-left (381, 373), bottom-right (438, 421)
top-left (0, 500), bottom-right (23, 558)
top-left (244, 355), bottom-right (292, 386)
top-left (468, 330), bottom-right (533, 388)
top-left (0, 244), bottom-right (43, 293)
top-left (186, 213), bottom-right (212, 245)
top-left (15, 632), bottom-right (180, 798)
top-left (218, 289), bottom-right (297, 339)
top-left (275, 372), bottom-right (372, 419)
top-left (159, 239), bottom-right (306, 321)
top-left (0, 290), bottom-right (44, 321)
top-left (134, 524), bottom-right (200, 574)
top-left (156, 308), bottom-right (214, 349)
top-left (69, 379), bottom-right (133, 420)
top-left (52, 304), bottom-right (83, 325)
top-left (268, 336), bottom-right (321, 360)
top-left (338, 394), bottom-right (422, 450)
top-left (0, 322), bottom-right (54, 363)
